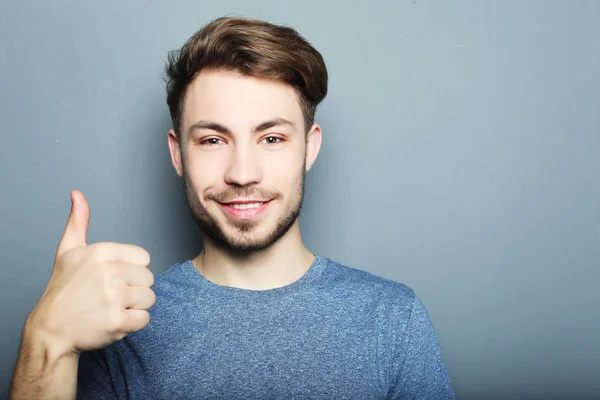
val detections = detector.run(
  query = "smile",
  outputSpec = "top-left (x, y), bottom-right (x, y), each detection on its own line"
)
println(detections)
top-left (230, 202), bottom-right (264, 210)
top-left (219, 200), bottom-right (272, 219)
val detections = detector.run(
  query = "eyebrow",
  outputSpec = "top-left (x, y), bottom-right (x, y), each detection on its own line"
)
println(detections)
top-left (187, 117), bottom-right (297, 136)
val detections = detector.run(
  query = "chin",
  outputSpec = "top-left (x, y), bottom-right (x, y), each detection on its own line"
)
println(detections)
top-left (217, 235), bottom-right (276, 254)
top-left (224, 227), bottom-right (277, 247)
top-left (193, 199), bottom-right (301, 254)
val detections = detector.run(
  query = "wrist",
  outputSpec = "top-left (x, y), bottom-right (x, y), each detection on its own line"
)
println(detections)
top-left (23, 312), bottom-right (77, 363)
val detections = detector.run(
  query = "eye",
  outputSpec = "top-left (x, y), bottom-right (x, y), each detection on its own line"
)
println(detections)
top-left (262, 136), bottom-right (283, 144)
top-left (199, 137), bottom-right (224, 146)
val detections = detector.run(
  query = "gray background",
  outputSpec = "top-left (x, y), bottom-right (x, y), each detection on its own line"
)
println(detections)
top-left (1, 0), bottom-right (599, 398)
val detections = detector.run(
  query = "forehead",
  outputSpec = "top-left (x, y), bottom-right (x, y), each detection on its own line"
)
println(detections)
top-left (181, 69), bottom-right (304, 132)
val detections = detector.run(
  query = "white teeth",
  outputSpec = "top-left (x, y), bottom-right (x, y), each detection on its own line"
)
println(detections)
top-left (231, 203), bottom-right (263, 210)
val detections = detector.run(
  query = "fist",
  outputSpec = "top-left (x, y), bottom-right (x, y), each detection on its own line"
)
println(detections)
top-left (29, 190), bottom-right (155, 355)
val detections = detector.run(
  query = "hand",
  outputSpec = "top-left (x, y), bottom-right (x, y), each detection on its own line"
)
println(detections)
top-left (28, 190), bottom-right (155, 356)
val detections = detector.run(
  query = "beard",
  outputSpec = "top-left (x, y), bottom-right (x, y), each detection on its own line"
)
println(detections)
top-left (181, 157), bottom-right (306, 256)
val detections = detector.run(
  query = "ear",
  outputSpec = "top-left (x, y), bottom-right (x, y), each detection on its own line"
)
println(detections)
top-left (304, 123), bottom-right (322, 172)
top-left (168, 129), bottom-right (183, 177)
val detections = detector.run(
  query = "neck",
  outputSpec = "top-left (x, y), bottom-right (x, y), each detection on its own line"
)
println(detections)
top-left (192, 221), bottom-right (315, 291)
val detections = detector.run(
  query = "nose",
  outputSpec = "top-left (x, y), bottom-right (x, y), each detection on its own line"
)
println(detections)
top-left (224, 143), bottom-right (262, 187)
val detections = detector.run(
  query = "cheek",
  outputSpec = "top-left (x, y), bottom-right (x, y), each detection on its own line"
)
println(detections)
top-left (266, 146), bottom-right (305, 175)
top-left (265, 154), bottom-right (304, 192)
top-left (184, 152), bottom-right (227, 185)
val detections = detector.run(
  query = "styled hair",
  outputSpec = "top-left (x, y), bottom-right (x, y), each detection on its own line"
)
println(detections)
top-left (165, 16), bottom-right (328, 137)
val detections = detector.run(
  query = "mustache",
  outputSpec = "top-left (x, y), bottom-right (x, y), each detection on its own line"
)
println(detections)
top-left (205, 187), bottom-right (281, 203)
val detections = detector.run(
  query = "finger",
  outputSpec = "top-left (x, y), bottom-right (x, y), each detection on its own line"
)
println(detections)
top-left (122, 309), bottom-right (151, 333)
top-left (121, 264), bottom-right (155, 287)
top-left (123, 287), bottom-right (156, 310)
top-left (56, 190), bottom-right (90, 259)
top-left (89, 242), bottom-right (151, 266)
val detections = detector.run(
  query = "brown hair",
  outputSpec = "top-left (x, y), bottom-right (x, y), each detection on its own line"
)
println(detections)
top-left (165, 16), bottom-right (328, 137)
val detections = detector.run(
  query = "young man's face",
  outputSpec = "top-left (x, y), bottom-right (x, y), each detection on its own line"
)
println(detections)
top-left (168, 70), bottom-right (321, 254)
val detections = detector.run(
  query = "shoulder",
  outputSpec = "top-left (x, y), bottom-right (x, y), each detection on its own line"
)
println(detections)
top-left (319, 256), bottom-right (418, 312)
top-left (151, 259), bottom-right (197, 295)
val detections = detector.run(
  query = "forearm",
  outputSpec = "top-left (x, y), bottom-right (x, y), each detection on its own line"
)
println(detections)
top-left (9, 318), bottom-right (79, 400)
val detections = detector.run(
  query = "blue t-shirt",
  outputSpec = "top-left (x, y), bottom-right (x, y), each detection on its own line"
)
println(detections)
top-left (77, 255), bottom-right (455, 399)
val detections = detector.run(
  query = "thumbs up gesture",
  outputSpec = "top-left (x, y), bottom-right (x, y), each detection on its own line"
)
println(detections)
top-left (28, 190), bottom-right (155, 356)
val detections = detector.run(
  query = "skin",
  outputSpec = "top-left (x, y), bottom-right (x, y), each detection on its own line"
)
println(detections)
top-left (168, 69), bottom-right (323, 290)
top-left (9, 192), bottom-right (154, 400)
top-left (8, 68), bottom-right (321, 400)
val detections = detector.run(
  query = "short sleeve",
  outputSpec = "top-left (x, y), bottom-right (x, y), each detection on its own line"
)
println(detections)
top-left (77, 349), bottom-right (118, 400)
top-left (388, 294), bottom-right (456, 399)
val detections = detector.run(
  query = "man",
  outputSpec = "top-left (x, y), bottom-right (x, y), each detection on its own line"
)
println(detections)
top-left (9, 16), bottom-right (455, 399)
